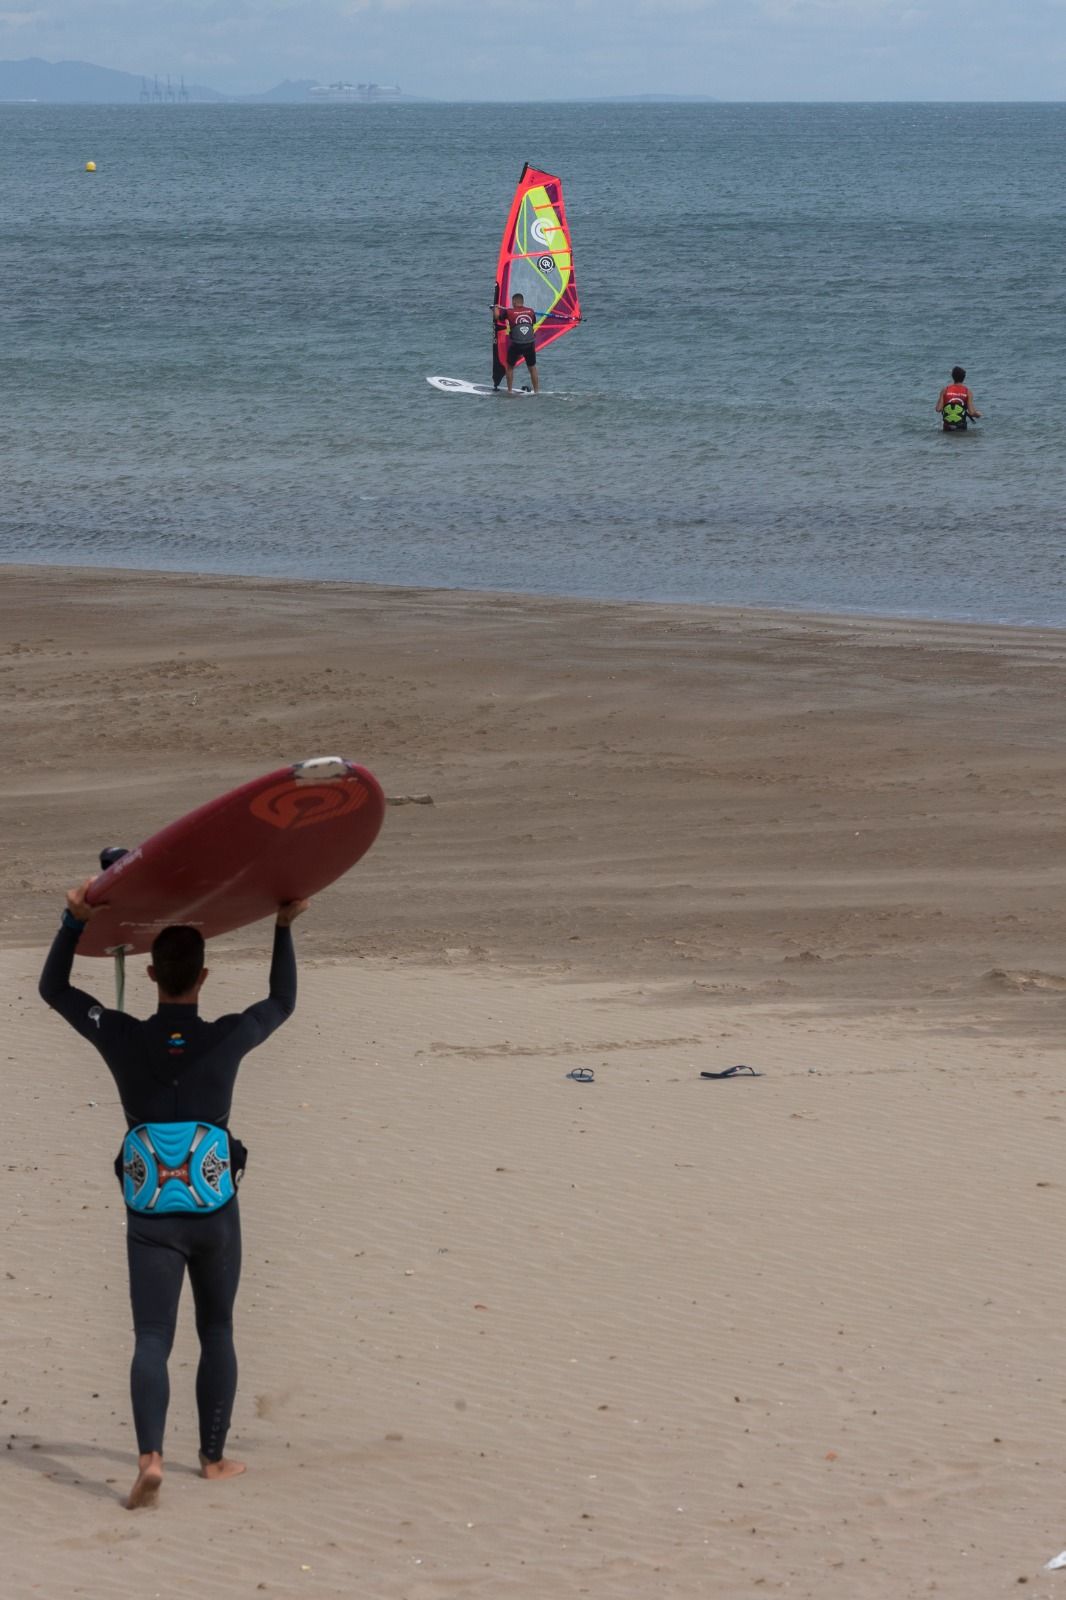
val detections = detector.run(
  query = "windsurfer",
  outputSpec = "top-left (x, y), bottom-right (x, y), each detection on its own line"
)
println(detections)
top-left (936, 366), bottom-right (981, 432)
top-left (494, 293), bottom-right (541, 394)
top-left (485, 165), bottom-right (580, 397)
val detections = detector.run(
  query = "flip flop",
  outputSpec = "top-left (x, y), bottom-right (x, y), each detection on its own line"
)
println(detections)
top-left (700, 1065), bottom-right (761, 1080)
top-left (566, 1067), bottom-right (595, 1082)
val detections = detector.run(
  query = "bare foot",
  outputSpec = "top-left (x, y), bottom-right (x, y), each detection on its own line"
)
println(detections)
top-left (199, 1451), bottom-right (246, 1482)
top-left (125, 1452), bottom-right (163, 1510)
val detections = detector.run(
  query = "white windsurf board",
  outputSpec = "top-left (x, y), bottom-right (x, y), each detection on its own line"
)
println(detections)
top-left (426, 375), bottom-right (534, 397)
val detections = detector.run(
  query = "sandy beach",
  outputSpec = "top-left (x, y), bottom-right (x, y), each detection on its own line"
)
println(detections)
top-left (3, 563), bottom-right (1066, 1599)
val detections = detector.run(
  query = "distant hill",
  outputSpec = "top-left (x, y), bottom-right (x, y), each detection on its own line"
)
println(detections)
top-left (0, 57), bottom-right (224, 103)
top-left (0, 58), bottom-right (425, 104)
top-left (253, 79), bottom-right (320, 103)
top-left (0, 57), bottom-right (693, 106)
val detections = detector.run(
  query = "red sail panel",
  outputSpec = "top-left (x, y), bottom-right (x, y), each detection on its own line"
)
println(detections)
top-left (494, 163), bottom-right (580, 377)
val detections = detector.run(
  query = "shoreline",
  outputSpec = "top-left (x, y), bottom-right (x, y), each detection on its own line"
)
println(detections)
top-left (6, 555), bottom-right (1064, 636)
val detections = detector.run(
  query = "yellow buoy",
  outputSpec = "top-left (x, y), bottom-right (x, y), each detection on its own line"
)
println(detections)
top-left (85, 160), bottom-right (96, 172)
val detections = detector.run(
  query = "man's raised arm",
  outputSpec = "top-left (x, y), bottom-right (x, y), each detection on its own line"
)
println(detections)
top-left (38, 879), bottom-right (111, 1042)
top-left (238, 899), bottom-right (308, 1046)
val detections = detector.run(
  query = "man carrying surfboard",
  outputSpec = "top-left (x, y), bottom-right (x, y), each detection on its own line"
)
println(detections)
top-left (39, 882), bottom-right (308, 1511)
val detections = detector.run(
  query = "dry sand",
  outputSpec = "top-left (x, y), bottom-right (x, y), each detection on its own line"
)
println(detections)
top-left (3, 564), bottom-right (1066, 1598)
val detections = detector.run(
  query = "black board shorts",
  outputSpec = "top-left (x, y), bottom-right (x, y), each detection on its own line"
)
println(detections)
top-left (507, 341), bottom-right (536, 367)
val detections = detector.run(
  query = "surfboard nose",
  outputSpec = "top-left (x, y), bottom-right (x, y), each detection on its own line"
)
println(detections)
top-left (291, 757), bottom-right (353, 783)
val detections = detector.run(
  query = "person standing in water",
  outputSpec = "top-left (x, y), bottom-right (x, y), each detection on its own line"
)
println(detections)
top-left (39, 880), bottom-right (308, 1510)
top-left (491, 292), bottom-right (576, 395)
top-left (493, 292), bottom-right (542, 394)
top-left (936, 366), bottom-right (981, 432)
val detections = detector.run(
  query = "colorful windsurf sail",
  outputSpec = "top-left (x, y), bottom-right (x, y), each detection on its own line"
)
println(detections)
top-left (493, 163), bottom-right (580, 383)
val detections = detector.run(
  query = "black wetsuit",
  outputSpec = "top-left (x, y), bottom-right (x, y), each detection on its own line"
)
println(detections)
top-left (39, 917), bottom-right (296, 1460)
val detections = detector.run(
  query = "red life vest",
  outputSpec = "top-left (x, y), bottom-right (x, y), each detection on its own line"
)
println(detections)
top-left (941, 384), bottom-right (970, 426)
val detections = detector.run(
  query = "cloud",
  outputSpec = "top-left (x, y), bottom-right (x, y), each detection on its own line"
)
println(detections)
top-left (756, 0), bottom-right (912, 19)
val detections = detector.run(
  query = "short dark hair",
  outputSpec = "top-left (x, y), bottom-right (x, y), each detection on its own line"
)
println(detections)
top-left (512, 293), bottom-right (524, 303)
top-left (151, 925), bottom-right (205, 996)
top-left (951, 366), bottom-right (966, 382)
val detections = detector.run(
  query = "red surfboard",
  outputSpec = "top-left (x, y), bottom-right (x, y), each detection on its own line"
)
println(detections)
top-left (79, 757), bottom-right (385, 956)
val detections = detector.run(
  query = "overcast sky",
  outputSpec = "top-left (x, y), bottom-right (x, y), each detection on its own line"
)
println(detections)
top-left (2, 0), bottom-right (1065, 99)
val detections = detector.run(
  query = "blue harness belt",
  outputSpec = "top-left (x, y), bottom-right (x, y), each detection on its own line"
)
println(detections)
top-left (122, 1121), bottom-right (236, 1214)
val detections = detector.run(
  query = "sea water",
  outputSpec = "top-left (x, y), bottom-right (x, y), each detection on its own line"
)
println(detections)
top-left (2, 101), bottom-right (1064, 625)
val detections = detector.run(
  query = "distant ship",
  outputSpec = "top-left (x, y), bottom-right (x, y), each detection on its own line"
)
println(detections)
top-left (308, 81), bottom-right (401, 102)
